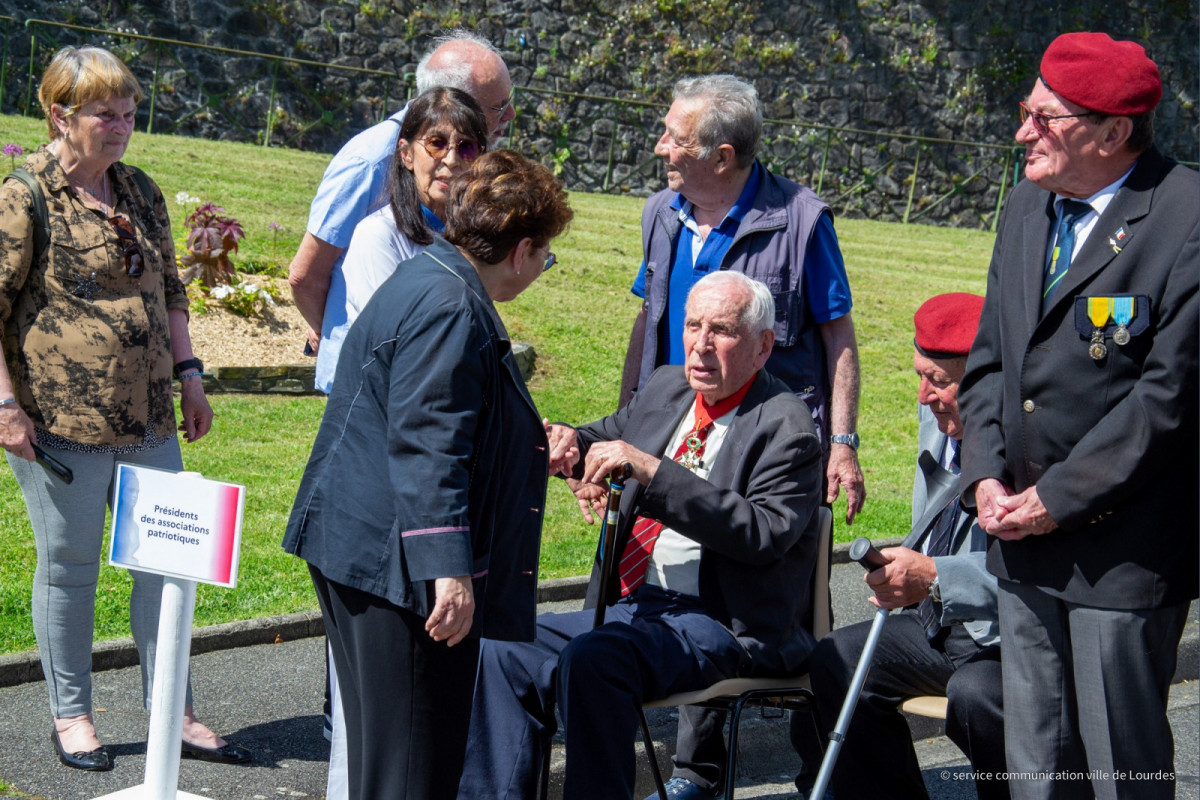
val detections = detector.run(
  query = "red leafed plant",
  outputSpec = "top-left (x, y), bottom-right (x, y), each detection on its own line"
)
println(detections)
top-left (179, 202), bottom-right (245, 286)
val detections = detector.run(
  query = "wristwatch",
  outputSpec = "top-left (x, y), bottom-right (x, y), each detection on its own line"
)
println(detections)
top-left (830, 432), bottom-right (860, 450)
top-left (928, 575), bottom-right (942, 603)
top-left (173, 357), bottom-right (204, 378)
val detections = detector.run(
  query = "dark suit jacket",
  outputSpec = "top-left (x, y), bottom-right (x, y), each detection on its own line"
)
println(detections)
top-left (578, 366), bottom-right (824, 676)
top-left (284, 238), bottom-right (547, 641)
top-left (959, 147), bottom-right (1199, 609)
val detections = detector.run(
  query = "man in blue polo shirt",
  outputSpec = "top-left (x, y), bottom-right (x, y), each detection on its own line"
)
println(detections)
top-left (618, 74), bottom-right (865, 800)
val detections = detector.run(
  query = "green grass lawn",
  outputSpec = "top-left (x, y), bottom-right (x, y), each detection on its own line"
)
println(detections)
top-left (0, 113), bottom-right (994, 655)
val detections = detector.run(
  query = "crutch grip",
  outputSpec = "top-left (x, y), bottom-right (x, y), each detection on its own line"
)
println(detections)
top-left (849, 537), bottom-right (887, 571)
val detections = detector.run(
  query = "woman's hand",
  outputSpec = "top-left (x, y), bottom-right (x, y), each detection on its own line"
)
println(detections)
top-left (544, 420), bottom-right (579, 476)
top-left (0, 404), bottom-right (36, 461)
top-left (425, 575), bottom-right (475, 647)
top-left (177, 378), bottom-right (213, 443)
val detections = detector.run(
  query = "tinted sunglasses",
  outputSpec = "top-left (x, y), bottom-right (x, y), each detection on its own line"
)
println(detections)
top-left (108, 216), bottom-right (144, 277)
top-left (417, 135), bottom-right (484, 162)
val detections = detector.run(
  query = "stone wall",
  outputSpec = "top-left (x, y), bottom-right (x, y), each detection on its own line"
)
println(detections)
top-left (1, 0), bottom-right (1195, 227)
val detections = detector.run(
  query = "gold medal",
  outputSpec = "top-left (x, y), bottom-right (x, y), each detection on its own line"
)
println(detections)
top-left (1086, 297), bottom-right (1112, 361)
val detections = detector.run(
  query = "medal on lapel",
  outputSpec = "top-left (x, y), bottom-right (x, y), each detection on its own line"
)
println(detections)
top-left (1111, 296), bottom-right (1134, 346)
top-left (678, 433), bottom-right (704, 471)
top-left (1086, 296), bottom-right (1112, 361)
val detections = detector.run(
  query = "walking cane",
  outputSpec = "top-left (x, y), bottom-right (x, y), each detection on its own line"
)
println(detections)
top-left (588, 462), bottom-right (668, 798)
top-left (593, 462), bottom-right (633, 627)
top-left (809, 537), bottom-right (891, 800)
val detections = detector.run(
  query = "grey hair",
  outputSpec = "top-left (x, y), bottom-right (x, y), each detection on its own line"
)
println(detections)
top-left (672, 74), bottom-right (762, 169)
top-left (688, 271), bottom-right (775, 335)
top-left (415, 30), bottom-right (502, 94)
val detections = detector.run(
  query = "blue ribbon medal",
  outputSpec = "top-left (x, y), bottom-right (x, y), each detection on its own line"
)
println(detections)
top-left (1111, 297), bottom-right (1134, 346)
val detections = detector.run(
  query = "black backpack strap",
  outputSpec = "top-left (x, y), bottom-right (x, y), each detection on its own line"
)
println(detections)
top-left (121, 164), bottom-right (164, 240)
top-left (4, 168), bottom-right (48, 266)
top-left (127, 164), bottom-right (155, 208)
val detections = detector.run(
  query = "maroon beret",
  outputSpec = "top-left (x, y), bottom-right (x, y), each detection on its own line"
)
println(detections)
top-left (1040, 32), bottom-right (1161, 115)
top-left (914, 293), bottom-right (985, 358)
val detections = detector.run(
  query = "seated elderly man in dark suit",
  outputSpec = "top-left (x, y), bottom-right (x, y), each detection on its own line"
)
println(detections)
top-left (456, 270), bottom-right (824, 800)
top-left (793, 292), bottom-right (1007, 800)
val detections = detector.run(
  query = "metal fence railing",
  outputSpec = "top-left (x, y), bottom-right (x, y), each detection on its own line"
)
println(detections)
top-left (0, 16), bottom-right (1047, 229)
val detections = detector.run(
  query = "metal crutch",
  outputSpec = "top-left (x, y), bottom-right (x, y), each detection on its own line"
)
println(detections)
top-left (809, 537), bottom-right (891, 800)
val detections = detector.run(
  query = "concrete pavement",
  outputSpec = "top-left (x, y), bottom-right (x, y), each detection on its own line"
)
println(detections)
top-left (0, 546), bottom-right (1195, 799)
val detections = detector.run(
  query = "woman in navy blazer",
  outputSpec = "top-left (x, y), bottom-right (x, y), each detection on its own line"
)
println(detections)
top-left (284, 150), bottom-right (573, 800)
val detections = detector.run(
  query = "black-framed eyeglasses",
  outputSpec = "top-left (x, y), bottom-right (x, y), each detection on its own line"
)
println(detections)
top-left (108, 215), bottom-right (143, 277)
top-left (483, 89), bottom-right (514, 118)
top-left (417, 135), bottom-right (484, 162)
top-left (542, 252), bottom-right (556, 272)
top-left (1019, 101), bottom-right (1101, 136)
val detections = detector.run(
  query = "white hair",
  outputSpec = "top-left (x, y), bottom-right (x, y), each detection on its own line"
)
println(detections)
top-left (415, 30), bottom-right (502, 94)
top-left (688, 271), bottom-right (775, 335)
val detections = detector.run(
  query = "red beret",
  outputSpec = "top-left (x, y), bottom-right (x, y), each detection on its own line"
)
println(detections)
top-left (914, 293), bottom-right (985, 358)
top-left (1040, 32), bottom-right (1161, 115)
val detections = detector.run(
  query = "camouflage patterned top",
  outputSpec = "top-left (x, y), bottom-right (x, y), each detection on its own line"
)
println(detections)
top-left (0, 146), bottom-right (188, 447)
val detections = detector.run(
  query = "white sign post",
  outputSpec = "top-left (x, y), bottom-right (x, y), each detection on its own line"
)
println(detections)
top-left (96, 465), bottom-right (245, 800)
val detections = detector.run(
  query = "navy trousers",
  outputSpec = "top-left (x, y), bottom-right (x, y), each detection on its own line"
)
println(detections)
top-left (457, 586), bottom-right (748, 800)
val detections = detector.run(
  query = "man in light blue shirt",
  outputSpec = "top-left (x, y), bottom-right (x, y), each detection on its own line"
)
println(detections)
top-left (288, 30), bottom-right (515, 392)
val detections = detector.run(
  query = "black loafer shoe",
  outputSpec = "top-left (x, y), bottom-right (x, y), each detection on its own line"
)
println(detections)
top-left (50, 729), bottom-right (112, 772)
top-left (181, 740), bottom-right (253, 764)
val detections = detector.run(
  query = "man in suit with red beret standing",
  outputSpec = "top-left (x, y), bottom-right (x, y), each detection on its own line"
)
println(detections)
top-left (958, 32), bottom-right (1197, 800)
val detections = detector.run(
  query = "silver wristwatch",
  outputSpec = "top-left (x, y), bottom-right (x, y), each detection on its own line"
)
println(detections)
top-left (928, 575), bottom-right (942, 603)
top-left (830, 432), bottom-right (860, 450)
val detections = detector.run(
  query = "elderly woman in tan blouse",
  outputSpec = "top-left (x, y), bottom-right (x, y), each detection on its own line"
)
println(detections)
top-left (0, 45), bottom-right (248, 771)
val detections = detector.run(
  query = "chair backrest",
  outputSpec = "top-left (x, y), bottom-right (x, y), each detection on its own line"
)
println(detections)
top-left (811, 506), bottom-right (833, 640)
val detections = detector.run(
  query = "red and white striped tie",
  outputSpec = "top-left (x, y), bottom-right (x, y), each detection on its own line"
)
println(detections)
top-left (617, 425), bottom-right (712, 596)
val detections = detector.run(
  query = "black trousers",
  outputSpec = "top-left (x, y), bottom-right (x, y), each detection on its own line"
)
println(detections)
top-left (793, 615), bottom-right (1007, 800)
top-left (672, 616), bottom-right (1007, 800)
top-left (310, 565), bottom-right (480, 800)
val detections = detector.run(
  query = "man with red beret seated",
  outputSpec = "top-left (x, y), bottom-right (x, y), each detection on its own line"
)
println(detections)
top-left (792, 292), bottom-right (1008, 800)
top-left (959, 32), bottom-right (1196, 800)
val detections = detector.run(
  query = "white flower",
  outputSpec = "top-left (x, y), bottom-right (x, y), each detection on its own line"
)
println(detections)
top-left (210, 285), bottom-right (234, 299)
top-left (175, 191), bottom-right (189, 205)
top-left (242, 283), bottom-right (259, 294)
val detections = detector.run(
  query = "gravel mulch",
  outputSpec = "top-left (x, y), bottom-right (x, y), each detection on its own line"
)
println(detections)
top-left (185, 276), bottom-right (314, 368)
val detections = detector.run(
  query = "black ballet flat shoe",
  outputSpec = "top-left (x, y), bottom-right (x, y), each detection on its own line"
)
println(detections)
top-left (180, 739), bottom-right (253, 765)
top-left (50, 729), bottom-right (113, 772)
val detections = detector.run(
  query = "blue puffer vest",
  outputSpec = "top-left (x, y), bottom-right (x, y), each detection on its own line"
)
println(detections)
top-left (635, 165), bottom-right (832, 438)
